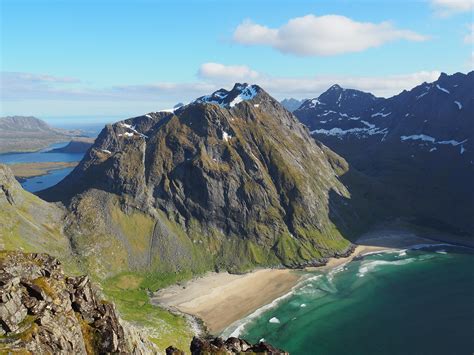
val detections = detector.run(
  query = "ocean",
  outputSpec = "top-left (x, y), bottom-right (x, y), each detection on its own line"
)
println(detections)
top-left (223, 245), bottom-right (474, 355)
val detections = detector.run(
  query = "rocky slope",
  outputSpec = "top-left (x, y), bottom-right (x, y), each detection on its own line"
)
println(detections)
top-left (39, 83), bottom-right (368, 277)
top-left (0, 251), bottom-right (156, 354)
top-left (293, 71), bottom-right (474, 235)
top-left (0, 116), bottom-right (83, 153)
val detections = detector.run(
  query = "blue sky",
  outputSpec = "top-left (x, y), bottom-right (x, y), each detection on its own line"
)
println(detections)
top-left (1, 0), bottom-right (473, 122)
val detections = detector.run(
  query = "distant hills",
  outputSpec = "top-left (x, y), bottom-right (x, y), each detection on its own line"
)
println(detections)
top-left (293, 71), bottom-right (474, 235)
top-left (0, 116), bottom-right (84, 153)
top-left (280, 98), bottom-right (306, 112)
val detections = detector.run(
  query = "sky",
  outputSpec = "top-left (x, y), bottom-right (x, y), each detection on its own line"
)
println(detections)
top-left (1, 0), bottom-right (473, 123)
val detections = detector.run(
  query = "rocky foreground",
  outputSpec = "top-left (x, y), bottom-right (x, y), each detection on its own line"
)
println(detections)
top-left (0, 251), bottom-right (155, 354)
top-left (0, 251), bottom-right (288, 354)
top-left (167, 336), bottom-right (288, 354)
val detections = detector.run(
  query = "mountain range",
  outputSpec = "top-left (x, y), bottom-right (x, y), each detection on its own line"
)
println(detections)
top-left (1, 73), bottom-right (473, 353)
top-left (280, 98), bottom-right (306, 112)
top-left (0, 116), bottom-right (83, 153)
top-left (293, 71), bottom-right (474, 235)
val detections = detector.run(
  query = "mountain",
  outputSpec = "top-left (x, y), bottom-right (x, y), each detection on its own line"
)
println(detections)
top-left (39, 83), bottom-right (371, 276)
top-left (280, 98), bottom-right (306, 112)
top-left (293, 71), bottom-right (474, 235)
top-left (0, 116), bottom-right (83, 153)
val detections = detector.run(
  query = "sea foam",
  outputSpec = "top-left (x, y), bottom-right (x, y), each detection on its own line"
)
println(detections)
top-left (357, 258), bottom-right (416, 278)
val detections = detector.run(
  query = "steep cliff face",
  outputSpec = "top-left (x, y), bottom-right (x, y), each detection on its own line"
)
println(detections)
top-left (40, 84), bottom-right (361, 276)
top-left (0, 251), bottom-right (156, 354)
top-left (294, 72), bottom-right (474, 235)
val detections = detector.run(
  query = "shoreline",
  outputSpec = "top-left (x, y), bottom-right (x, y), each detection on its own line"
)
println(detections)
top-left (8, 161), bottom-right (78, 180)
top-left (151, 226), bottom-right (470, 336)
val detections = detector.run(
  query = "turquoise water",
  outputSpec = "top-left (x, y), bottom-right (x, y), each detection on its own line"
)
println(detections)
top-left (224, 245), bottom-right (474, 355)
top-left (0, 142), bottom-right (84, 192)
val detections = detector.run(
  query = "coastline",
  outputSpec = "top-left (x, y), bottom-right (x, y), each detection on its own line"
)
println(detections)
top-left (151, 225), bottom-right (470, 336)
top-left (8, 161), bottom-right (78, 180)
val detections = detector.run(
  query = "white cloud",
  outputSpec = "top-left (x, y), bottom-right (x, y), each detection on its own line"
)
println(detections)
top-left (431, 0), bottom-right (474, 16)
top-left (256, 71), bottom-right (441, 99)
top-left (2, 72), bottom-right (80, 84)
top-left (0, 66), bottom-right (443, 116)
top-left (464, 23), bottom-right (474, 43)
top-left (233, 14), bottom-right (428, 56)
top-left (468, 51), bottom-right (474, 69)
top-left (193, 63), bottom-right (441, 98)
top-left (198, 62), bottom-right (259, 81)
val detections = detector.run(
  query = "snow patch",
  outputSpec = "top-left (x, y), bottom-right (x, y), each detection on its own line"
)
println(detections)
top-left (371, 111), bottom-right (391, 118)
top-left (101, 149), bottom-right (111, 154)
top-left (416, 92), bottom-right (429, 100)
top-left (454, 101), bottom-right (462, 110)
top-left (436, 84), bottom-right (450, 94)
top-left (222, 131), bottom-right (232, 142)
top-left (400, 134), bottom-right (436, 143)
top-left (229, 85), bottom-right (258, 108)
top-left (312, 126), bottom-right (387, 138)
top-left (361, 120), bottom-right (375, 129)
top-left (437, 139), bottom-right (467, 146)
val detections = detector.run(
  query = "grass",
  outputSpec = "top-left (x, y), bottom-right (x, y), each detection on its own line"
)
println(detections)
top-left (110, 206), bottom-right (154, 255)
top-left (8, 162), bottom-right (78, 179)
top-left (102, 272), bottom-right (194, 352)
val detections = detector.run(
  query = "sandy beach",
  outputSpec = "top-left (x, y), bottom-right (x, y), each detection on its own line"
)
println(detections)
top-left (151, 224), bottom-right (458, 335)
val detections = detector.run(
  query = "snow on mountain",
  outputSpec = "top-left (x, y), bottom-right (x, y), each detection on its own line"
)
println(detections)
top-left (194, 83), bottom-right (260, 108)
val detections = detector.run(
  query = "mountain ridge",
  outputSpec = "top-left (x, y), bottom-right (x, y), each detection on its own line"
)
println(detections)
top-left (293, 71), bottom-right (474, 235)
top-left (0, 116), bottom-right (84, 153)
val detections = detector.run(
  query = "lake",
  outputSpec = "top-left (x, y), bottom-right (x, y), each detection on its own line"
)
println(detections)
top-left (0, 142), bottom-right (85, 192)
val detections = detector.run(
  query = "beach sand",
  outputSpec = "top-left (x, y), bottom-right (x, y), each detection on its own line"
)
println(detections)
top-left (151, 224), bottom-right (456, 335)
top-left (151, 269), bottom-right (301, 334)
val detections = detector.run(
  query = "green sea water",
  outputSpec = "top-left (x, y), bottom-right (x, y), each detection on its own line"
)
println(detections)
top-left (223, 244), bottom-right (474, 355)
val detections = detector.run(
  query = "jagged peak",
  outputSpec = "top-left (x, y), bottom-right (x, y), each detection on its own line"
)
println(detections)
top-left (193, 83), bottom-right (263, 109)
top-left (329, 84), bottom-right (343, 91)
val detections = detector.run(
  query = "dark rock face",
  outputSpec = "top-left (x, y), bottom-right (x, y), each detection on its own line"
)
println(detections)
top-left (0, 251), bottom-right (154, 354)
top-left (293, 71), bottom-right (474, 235)
top-left (39, 83), bottom-right (362, 273)
top-left (188, 336), bottom-right (288, 354)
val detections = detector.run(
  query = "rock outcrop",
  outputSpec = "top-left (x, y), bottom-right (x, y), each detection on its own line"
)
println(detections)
top-left (0, 251), bottom-right (156, 354)
top-left (165, 336), bottom-right (288, 354)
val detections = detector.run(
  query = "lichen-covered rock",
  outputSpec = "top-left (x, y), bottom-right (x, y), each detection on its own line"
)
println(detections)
top-left (0, 251), bottom-right (156, 354)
